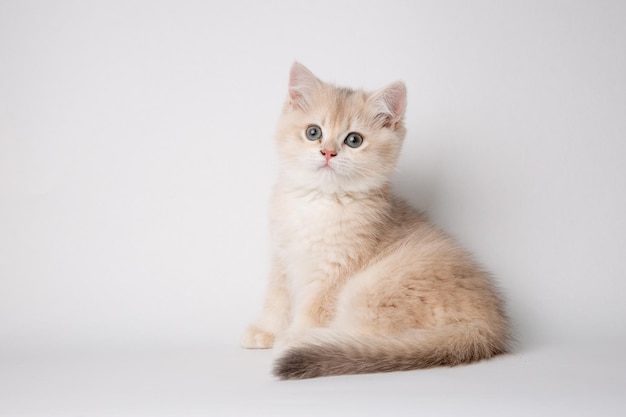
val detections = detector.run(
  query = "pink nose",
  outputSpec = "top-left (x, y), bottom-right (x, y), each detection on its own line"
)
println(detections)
top-left (321, 149), bottom-right (337, 162)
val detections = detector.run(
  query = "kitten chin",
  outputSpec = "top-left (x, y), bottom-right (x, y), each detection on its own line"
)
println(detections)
top-left (242, 62), bottom-right (511, 379)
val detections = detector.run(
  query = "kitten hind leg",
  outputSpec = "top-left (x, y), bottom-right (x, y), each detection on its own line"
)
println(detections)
top-left (285, 275), bottom-right (344, 334)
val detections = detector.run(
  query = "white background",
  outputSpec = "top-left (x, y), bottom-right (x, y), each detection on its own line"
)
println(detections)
top-left (1, 1), bottom-right (625, 416)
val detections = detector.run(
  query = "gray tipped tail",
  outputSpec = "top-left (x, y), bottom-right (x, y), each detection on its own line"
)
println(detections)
top-left (272, 325), bottom-right (510, 380)
top-left (273, 344), bottom-right (406, 380)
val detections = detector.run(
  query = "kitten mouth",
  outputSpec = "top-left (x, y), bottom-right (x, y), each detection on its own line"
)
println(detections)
top-left (315, 165), bottom-right (338, 179)
top-left (318, 162), bottom-right (335, 172)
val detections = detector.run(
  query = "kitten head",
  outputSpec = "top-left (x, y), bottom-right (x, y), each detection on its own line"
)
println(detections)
top-left (275, 62), bottom-right (407, 195)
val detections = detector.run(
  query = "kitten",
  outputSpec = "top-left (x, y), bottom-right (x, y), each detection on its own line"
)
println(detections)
top-left (241, 62), bottom-right (510, 379)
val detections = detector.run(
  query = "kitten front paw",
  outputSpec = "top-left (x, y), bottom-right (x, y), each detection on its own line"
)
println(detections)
top-left (241, 324), bottom-right (275, 349)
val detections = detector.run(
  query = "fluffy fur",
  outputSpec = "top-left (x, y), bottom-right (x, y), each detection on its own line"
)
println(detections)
top-left (241, 62), bottom-right (510, 379)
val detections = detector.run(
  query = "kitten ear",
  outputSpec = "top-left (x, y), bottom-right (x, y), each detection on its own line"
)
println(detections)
top-left (288, 62), bottom-right (321, 111)
top-left (368, 81), bottom-right (407, 129)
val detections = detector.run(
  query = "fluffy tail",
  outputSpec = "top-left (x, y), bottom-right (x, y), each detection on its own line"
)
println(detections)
top-left (273, 324), bottom-right (510, 380)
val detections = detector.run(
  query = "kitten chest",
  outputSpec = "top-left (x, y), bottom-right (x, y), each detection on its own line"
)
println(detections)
top-left (271, 192), bottom-right (377, 285)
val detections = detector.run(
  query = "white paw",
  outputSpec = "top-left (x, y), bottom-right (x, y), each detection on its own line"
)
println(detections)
top-left (241, 325), bottom-right (275, 349)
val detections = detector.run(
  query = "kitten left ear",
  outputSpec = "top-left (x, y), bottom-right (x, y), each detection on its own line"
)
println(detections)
top-left (288, 62), bottom-right (321, 111)
top-left (369, 81), bottom-right (407, 129)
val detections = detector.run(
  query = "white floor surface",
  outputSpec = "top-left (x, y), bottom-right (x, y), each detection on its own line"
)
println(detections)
top-left (2, 340), bottom-right (624, 417)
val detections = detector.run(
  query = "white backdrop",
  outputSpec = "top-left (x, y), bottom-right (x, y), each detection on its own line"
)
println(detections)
top-left (1, 0), bottom-right (625, 358)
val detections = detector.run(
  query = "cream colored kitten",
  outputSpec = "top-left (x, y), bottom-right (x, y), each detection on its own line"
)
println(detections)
top-left (241, 62), bottom-right (510, 379)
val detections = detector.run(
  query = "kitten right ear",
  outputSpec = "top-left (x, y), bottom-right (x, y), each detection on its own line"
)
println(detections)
top-left (288, 62), bottom-right (320, 111)
top-left (368, 81), bottom-right (407, 129)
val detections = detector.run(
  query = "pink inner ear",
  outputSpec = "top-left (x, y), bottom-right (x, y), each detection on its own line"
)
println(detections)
top-left (387, 82), bottom-right (407, 121)
top-left (288, 62), bottom-right (319, 110)
top-left (372, 82), bottom-right (407, 128)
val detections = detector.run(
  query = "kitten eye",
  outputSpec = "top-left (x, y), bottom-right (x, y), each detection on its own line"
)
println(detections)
top-left (305, 125), bottom-right (322, 141)
top-left (344, 132), bottom-right (363, 148)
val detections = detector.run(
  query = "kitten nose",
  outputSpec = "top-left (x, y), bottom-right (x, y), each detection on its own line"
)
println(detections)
top-left (320, 149), bottom-right (337, 162)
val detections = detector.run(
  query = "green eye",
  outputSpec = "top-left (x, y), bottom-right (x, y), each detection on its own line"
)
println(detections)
top-left (305, 125), bottom-right (322, 141)
top-left (344, 132), bottom-right (363, 148)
